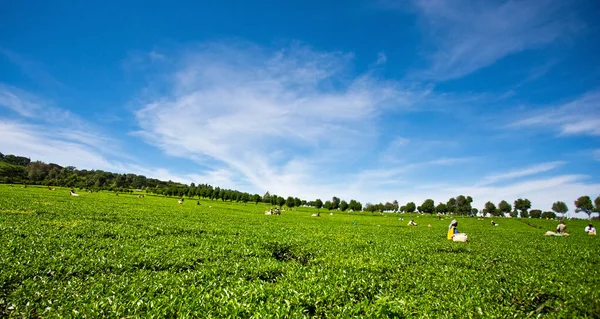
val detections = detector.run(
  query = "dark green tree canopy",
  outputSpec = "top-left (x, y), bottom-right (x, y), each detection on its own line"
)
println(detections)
top-left (420, 199), bottom-right (435, 214)
top-left (514, 198), bottom-right (531, 218)
top-left (574, 196), bottom-right (594, 218)
top-left (483, 201), bottom-right (496, 217)
top-left (551, 201), bottom-right (568, 217)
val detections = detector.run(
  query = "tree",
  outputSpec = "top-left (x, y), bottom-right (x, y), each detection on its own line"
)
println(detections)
top-left (514, 198), bottom-right (531, 218)
top-left (365, 203), bottom-right (376, 213)
top-left (392, 200), bottom-right (399, 211)
top-left (471, 208), bottom-right (478, 216)
top-left (286, 196), bottom-right (295, 208)
top-left (574, 196), bottom-right (594, 219)
top-left (498, 200), bottom-right (511, 217)
top-left (331, 197), bottom-right (340, 210)
top-left (406, 202), bottom-right (416, 213)
top-left (399, 206), bottom-right (406, 213)
top-left (276, 196), bottom-right (286, 207)
top-left (324, 200), bottom-right (332, 211)
top-left (420, 199), bottom-right (435, 214)
top-left (435, 203), bottom-right (447, 214)
top-left (253, 194), bottom-right (261, 205)
top-left (551, 201), bottom-right (568, 218)
top-left (262, 191), bottom-right (271, 203)
top-left (446, 198), bottom-right (457, 214)
top-left (294, 197), bottom-right (302, 207)
top-left (529, 209), bottom-right (542, 219)
top-left (348, 199), bottom-right (361, 211)
top-left (340, 200), bottom-right (349, 212)
top-left (483, 201), bottom-right (496, 217)
top-left (315, 199), bottom-right (323, 211)
top-left (455, 195), bottom-right (473, 216)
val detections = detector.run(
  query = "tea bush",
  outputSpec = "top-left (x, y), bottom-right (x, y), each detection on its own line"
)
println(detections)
top-left (1, 185), bottom-right (599, 318)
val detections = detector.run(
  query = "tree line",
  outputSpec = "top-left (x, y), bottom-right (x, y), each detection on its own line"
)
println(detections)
top-left (1, 152), bottom-right (598, 218)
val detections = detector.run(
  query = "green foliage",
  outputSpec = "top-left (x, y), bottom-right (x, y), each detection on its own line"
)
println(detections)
top-left (575, 196), bottom-right (594, 218)
top-left (483, 201), bottom-right (496, 217)
top-left (436, 203), bottom-right (447, 214)
top-left (420, 199), bottom-right (435, 214)
top-left (286, 196), bottom-right (295, 208)
top-left (552, 201), bottom-right (568, 217)
top-left (314, 199), bottom-right (323, 211)
top-left (331, 197), bottom-right (340, 210)
top-left (340, 200), bottom-right (349, 212)
top-left (530, 209), bottom-right (542, 219)
top-left (498, 200), bottom-right (512, 216)
top-left (405, 202), bottom-right (416, 213)
top-left (541, 211), bottom-right (557, 219)
top-left (1, 185), bottom-right (599, 318)
top-left (514, 198), bottom-right (531, 218)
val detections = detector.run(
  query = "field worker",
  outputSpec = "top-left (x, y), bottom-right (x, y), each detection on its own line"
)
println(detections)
top-left (585, 224), bottom-right (597, 235)
top-left (447, 220), bottom-right (459, 240)
top-left (408, 219), bottom-right (417, 226)
top-left (556, 221), bottom-right (567, 234)
top-left (491, 220), bottom-right (498, 226)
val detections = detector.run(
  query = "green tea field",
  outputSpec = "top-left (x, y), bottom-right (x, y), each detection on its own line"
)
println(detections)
top-left (1, 185), bottom-right (599, 318)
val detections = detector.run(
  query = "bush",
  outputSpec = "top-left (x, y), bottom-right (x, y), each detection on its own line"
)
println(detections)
top-left (541, 211), bottom-right (556, 219)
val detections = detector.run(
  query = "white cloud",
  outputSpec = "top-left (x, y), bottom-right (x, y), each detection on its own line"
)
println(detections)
top-left (513, 90), bottom-right (600, 136)
top-left (479, 161), bottom-right (564, 186)
top-left (376, 52), bottom-right (387, 65)
top-left (411, 0), bottom-right (580, 80)
top-left (0, 85), bottom-right (41, 117)
top-left (134, 42), bottom-right (421, 198)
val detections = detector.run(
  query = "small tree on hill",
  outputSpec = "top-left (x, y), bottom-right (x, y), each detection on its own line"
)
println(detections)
top-left (575, 196), bottom-right (594, 219)
top-left (324, 200), bottom-right (332, 211)
top-left (514, 198), bottom-right (531, 218)
top-left (332, 197), bottom-right (340, 210)
top-left (551, 201), bottom-right (568, 219)
top-left (315, 199), bottom-right (323, 211)
top-left (529, 209), bottom-right (542, 218)
top-left (340, 200), bottom-right (349, 212)
top-left (420, 199), bottom-right (435, 214)
top-left (483, 201), bottom-right (496, 217)
top-left (436, 203), bottom-right (447, 214)
top-left (498, 200), bottom-right (511, 217)
top-left (406, 202), bottom-right (416, 213)
top-left (286, 196), bottom-right (295, 209)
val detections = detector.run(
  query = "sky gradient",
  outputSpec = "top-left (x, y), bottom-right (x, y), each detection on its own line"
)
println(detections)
top-left (1, 0), bottom-right (599, 216)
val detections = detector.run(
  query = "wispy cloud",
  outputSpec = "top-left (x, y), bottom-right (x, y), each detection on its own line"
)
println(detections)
top-left (410, 0), bottom-right (580, 80)
top-left (376, 52), bottom-right (387, 65)
top-left (0, 48), bottom-right (65, 88)
top-left (479, 161), bottom-right (565, 186)
top-left (133, 41), bottom-right (426, 198)
top-left (513, 90), bottom-right (600, 136)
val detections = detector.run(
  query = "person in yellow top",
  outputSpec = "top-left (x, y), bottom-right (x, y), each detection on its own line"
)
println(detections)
top-left (447, 220), bottom-right (459, 240)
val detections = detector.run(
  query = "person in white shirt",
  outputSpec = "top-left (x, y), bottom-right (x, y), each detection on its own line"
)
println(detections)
top-left (585, 224), bottom-right (596, 235)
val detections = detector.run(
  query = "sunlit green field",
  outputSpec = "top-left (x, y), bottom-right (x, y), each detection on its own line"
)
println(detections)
top-left (1, 185), bottom-right (599, 318)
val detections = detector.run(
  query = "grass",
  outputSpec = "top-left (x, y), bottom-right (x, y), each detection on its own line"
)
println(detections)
top-left (1, 185), bottom-right (599, 318)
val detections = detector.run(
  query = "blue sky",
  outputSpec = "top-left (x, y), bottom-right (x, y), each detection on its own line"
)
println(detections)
top-left (1, 0), bottom-right (599, 214)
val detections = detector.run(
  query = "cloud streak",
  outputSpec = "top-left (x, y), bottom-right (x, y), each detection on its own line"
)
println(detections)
top-left (479, 161), bottom-right (565, 186)
top-left (513, 90), bottom-right (600, 136)
top-left (411, 0), bottom-right (580, 80)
